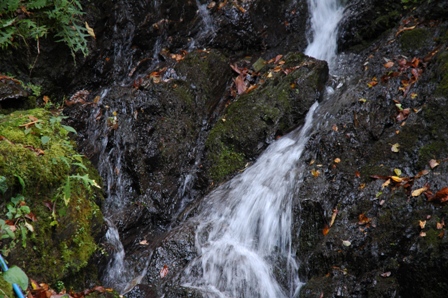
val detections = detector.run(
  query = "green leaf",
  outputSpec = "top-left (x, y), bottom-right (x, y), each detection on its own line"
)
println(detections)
top-left (19, 205), bottom-right (31, 215)
top-left (41, 135), bottom-right (50, 145)
top-left (14, 175), bottom-right (25, 191)
top-left (63, 177), bottom-right (71, 205)
top-left (61, 125), bottom-right (77, 134)
top-left (2, 265), bottom-right (29, 291)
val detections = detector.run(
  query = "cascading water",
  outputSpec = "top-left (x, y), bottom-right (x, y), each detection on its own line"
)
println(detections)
top-left (182, 102), bottom-right (318, 297)
top-left (180, 0), bottom-right (344, 297)
top-left (305, 0), bottom-right (344, 69)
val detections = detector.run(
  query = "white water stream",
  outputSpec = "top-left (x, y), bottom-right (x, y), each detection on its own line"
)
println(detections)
top-left (181, 0), bottom-right (343, 297)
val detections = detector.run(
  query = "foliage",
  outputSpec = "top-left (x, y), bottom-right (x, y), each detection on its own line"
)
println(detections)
top-left (0, 107), bottom-right (103, 286)
top-left (0, 0), bottom-right (90, 57)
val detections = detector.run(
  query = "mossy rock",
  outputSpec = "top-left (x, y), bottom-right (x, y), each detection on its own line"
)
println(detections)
top-left (399, 28), bottom-right (430, 52)
top-left (0, 108), bottom-right (104, 288)
top-left (205, 52), bottom-right (328, 182)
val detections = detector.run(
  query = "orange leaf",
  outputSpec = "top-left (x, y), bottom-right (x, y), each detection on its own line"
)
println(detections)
top-left (234, 75), bottom-right (247, 95)
top-left (383, 61), bottom-right (394, 68)
top-left (430, 187), bottom-right (448, 203)
top-left (160, 265), bottom-right (169, 278)
top-left (322, 224), bottom-right (330, 236)
top-left (358, 213), bottom-right (371, 225)
top-left (329, 208), bottom-right (338, 227)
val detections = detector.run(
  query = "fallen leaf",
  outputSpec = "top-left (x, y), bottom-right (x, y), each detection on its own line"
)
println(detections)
top-left (438, 230), bottom-right (445, 238)
top-left (342, 240), bottom-right (351, 247)
top-left (85, 22), bottom-right (96, 39)
top-left (382, 179), bottom-right (391, 189)
top-left (419, 220), bottom-right (426, 229)
top-left (412, 186), bottom-right (428, 197)
top-left (329, 208), bottom-right (338, 227)
top-left (311, 169), bottom-right (320, 178)
top-left (322, 224), bottom-right (330, 236)
top-left (391, 176), bottom-right (403, 183)
top-left (429, 159), bottom-right (439, 169)
top-left (384, 61), bottom-right (394, 68)
top-left (380, 271), bottom-right (392, 277)
top-left (234, 75), bottom-right (247, 95)
top-left (420, 231), bottom-right (427, 237)
top-left (358, 213), bottom-right (371, 225)
top-left (332, 124), bottom-right (338, 132)
top-left (367, 77), bottom-right (378, 88)
top-left (396, 25), bottom-right (416, 37)
top-left (429, 187), bottom-right (448, 203)
top-left (160, 265), bottom-right (169, 278)
top-left (394, 168), bottom-right (402, 176)
top-left (391, 143), bottom-right (400, 153)
top-left (334, 158), bottom-right (341, 164)
top-left (436, 221), bottom-right (444, 230)
top-left (139, 239), bottom-right (149, 245)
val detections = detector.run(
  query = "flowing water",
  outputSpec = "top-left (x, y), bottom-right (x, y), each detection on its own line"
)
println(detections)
top-left (305, 0), bottom-right (344, 69)
top-left (182, 102), bottom-right (318, 297)
top-left (98, 0), bottom-right (344, 295)
top-left (181, 0), bottom-right (343, 297)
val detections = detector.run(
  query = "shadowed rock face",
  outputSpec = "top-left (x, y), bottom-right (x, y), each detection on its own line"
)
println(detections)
top-left (2, 0), bottom-right (448, 296)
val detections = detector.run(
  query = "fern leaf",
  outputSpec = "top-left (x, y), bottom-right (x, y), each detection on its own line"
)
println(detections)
top-left (27, 0), bottom-right (49, 10)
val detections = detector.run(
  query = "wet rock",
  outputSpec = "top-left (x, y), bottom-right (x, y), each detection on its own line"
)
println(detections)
top-left (295, 2), bottom-right (448, 297)
top-left (0, 77), bottom-right (30, 109)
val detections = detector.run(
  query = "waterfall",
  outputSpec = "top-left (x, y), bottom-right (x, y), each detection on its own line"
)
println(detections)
top-left (183, 102), bottom-right (319, 297)
top-left (181, 1), bottom-right (344, 297)
top-left (305, 0), bottom-right (344, 69)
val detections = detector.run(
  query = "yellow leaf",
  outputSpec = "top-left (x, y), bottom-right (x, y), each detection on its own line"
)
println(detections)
top-left (85, 22), bottom-right (96, 39)
top-left (411, 186), bottom-right (428, 197)
top-left (419, 220), bottom-right (426, 229)
top-left (436, 222), bottom-right (444, 230)
top-left (311, 169), bottom-right (320, 177)
top-left (391, 176), bottom-right (403, 183)
top-left (334, 158), bottom-right (341, 163)
top-left (391, 143), bottom-right (400, 152)
top-left (382, 179), bottom-right (391, 189)
top-left (393, 168), bottom-right (402, 176)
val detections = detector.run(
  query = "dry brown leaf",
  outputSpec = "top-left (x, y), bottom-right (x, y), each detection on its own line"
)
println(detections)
top-left (358, 213), bottom-right (371, 225)
top-left (322, 224), bottom-right (330, 236)
top-left (160, 265), bottom-right (169, 278)
top-left (384, 61), bottom-right (394, 68)
top-left (420, 231), bottom-right (427, 237)
top-left (234, 75), bottom-right (247, 94)
top-left (430, 187), bottom-right (448, 203)
top-left (329, 208), bottom-right (338, 227)
top-left (429, 159), bottom-right (439, 169)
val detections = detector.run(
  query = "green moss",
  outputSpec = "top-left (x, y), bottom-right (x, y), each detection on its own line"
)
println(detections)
top-left (435, 51), bottom-right (448, 97)
top-left (208, 142), bottom-right (246, 181)
top-left (399, 28), bottom-right (430, 52)
top-left (0, 276), bottom-right (14, 297)
top-left (418, 141), bottom-right (446, 163)
top-left (0, 108), bottom-right (104, 288)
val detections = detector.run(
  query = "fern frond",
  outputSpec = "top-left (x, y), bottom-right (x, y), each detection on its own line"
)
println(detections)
top-left (27, 0), bottom-right (49, 10)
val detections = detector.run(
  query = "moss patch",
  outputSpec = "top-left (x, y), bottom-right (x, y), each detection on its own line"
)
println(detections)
top-left (0, 108), bottom-right (104, 288)
top-left (399, 28), bottom-right (430, 52)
